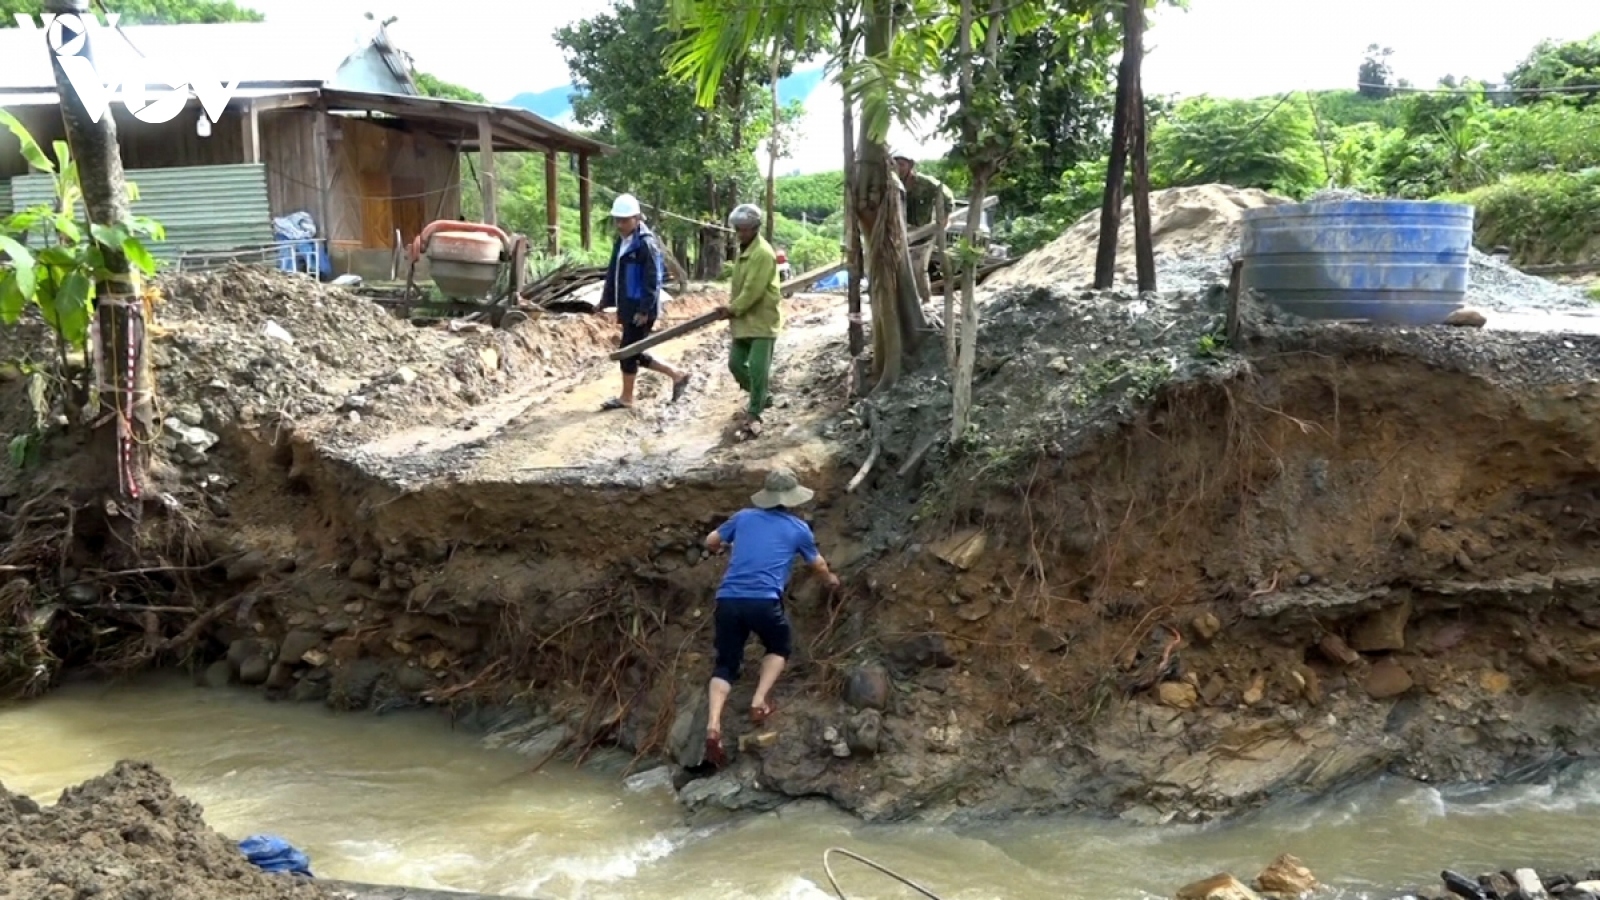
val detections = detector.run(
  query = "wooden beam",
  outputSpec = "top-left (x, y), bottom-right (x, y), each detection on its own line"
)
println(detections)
top-left (578, 153), bottom-right (592, 251)
top-left (477, 113), bottom-right (496, 226)
top-left (610, 308), bottom-right (730, 361)
top-left (240, 102), bottom-right (260, 163)
top-left (545, 151), bottom-right (559, 255)
top-left (779, 199), bottom-right (994, 297)
top-left (311, 107), bottom-right (330, 245)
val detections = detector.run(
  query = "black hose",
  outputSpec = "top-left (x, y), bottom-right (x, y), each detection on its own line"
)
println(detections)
top-left (823, 847), bottom-right (947, 900)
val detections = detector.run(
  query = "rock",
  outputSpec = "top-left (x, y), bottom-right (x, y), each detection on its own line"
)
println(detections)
top-left (394, 665), bottom-right (430, 694)
top-left (171, 403), bottom-right (204, 427)
top-left (224, 551), bottom-right (273, 583)
top-left (1478, 669), bottom-right (1512, 695)
top-left (844, 665), bottom-right (892, 711)
top-left (1483, 873), bottom-right (1515, 900)
top-left (738, 731), bottom-right (779, 752)
top-left (1513, 869), bottom-right (1547, 900)
top-left (1366, 658), bottom-right (1414, 699)
top-left (1158, 681), bottom-right (1199, 709)
top-left (392, 366), bottom-right (418, 385)
top-left (1243, 674), bottom-right (1267, 706)
top-left (889, 634), bottom-right (957, 670)
top-left (955, 598), bottom-right (994, 622)
top-left (327, 659), bottom-right (386, 710)
top-left (265, 661), bottom-right (295, 690)
top-left (1441, 869), bottom-right (1487, 900)
top-left (1176, 873), bottom-right (1263, 900)
top-left (225, 638), bottom-right (260, 672)
top-left (1445, 307), bottom-right (1488, 327)
top-left (237, 655), bottom-right (271, 686)
top-left (666, 692), bottom-right (710, 768)
top-left (847, 709), bottom-right (883, 755)
top-left (1191, 612), bottom-right (1222, 644)
top-left (347, 558), bottom-right (379, 584)
top-left (1031, 626), bottom-right (1068, 653)
top-left (830, 740), bottom-right (852, 758)
top-left (1256, 854), bottom-right (1318, 895)
top-left (198, 660), bottom-right (232, 688)
top-left (278, 629), bottom-right (323, 664)
top-left (931, 529), bottom-right (987, 570)
top-left (1351, 598), bottom-right (1411, 652)
top-left (1318, 634), bottom-right (1361, 666)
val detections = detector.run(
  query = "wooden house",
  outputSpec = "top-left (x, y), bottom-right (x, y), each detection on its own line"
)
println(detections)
top-left (0, 19), bottom-right (609, 276)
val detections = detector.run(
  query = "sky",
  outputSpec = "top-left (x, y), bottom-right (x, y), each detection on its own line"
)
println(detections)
top-left (248, 0), bottom-right (1600, 174)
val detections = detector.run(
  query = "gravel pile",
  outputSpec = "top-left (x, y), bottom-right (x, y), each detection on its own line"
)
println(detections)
top-left (991, 184), bottom-right (1592, 313)
top-left (0, 761), bottom-right (330, 900)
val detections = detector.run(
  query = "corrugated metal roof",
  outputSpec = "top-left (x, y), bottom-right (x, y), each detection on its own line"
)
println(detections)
top-left (0, 85), bottom-right (319, 107)
top-left (319, 89), bottom-right (613, 157)
top-left (9, 163), bottom-right (271, 260)
top-left (0, 178), bottom-right (11, 218)
top-left (0, 21), bottom-right (379, 92)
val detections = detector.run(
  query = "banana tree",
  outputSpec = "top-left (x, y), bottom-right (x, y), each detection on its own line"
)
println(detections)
top-left (667, 0), bottom-right (948, 392)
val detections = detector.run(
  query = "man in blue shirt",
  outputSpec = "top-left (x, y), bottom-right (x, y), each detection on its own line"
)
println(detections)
top-left (596, 193), bottom-right (691, 410)
top-left (701, 467), bottom-right (840, 767)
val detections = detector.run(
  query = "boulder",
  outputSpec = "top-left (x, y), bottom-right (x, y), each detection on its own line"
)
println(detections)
top-left (347, 558), bottom-right (379, 584)
top-left (844, 664), bottom-right (892, 711)
top-left (1365, 658), bottom-right (1414, 699)
top-left (278, 629), bottom-right (323, 664)
top-left (847, 709), bottom-right (884, 755)
top-left (238, 654), bottom-right (271, 686)
top-left (1350, 599), bottom-right (1411, 653)
top-left (1255, 854), bottom-right (1318, 895)
top-left (1176, 873), bottom-right (1263, 900)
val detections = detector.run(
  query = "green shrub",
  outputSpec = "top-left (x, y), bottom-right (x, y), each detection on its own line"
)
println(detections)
top-left (1451, 170), bottom-right (1600, 264)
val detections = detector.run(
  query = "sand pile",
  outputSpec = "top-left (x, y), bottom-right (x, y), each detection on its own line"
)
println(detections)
top-left (0, 761), bottom-right (329, 899)
top-left (989, 184), bottom-right (1288, 292)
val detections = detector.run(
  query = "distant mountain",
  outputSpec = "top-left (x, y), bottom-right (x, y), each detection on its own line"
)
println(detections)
top-left (503, 67), bottom-right (827, 121)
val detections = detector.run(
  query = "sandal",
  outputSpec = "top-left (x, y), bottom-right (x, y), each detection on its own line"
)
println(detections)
top-left (704, 731), bottom-right (728, 769)
top-left (750, 701), bottom-right (776, 726)
top-left (600, 397), bottom-right (631, 411)
top-left (671, 374), bottom-right (692, 403)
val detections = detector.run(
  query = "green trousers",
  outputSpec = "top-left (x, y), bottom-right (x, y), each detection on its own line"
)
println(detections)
top-left (729, 337), bottom-right (776, 418)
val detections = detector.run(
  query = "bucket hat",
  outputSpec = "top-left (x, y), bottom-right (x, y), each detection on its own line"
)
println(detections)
top-left (751, 467), bottom-right (814, 509)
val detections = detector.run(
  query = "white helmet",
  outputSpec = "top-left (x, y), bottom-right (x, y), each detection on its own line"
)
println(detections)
top-left (728, 204), bottom-right (763, 228)
top-left (610, 193), bottom-right (641, 218)
top-left (889, 148), bottom-right (913, 162)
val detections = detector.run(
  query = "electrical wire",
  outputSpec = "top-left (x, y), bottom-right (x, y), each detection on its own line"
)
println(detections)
top-left (1357, 80), bottom-right (1600, 95)
top-left (822, 848), bottom-right (947, 900)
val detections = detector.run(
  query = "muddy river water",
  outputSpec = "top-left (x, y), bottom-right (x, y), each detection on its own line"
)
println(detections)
top-left (4, 676), bottom-right (1599, 900)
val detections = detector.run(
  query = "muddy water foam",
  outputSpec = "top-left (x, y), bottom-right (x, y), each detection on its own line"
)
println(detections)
top-left (3, 675), bottom-right (1599, 900)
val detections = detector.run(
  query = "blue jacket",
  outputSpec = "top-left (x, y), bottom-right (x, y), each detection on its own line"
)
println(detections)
top-left (599, 224), bottom-right (666, 322)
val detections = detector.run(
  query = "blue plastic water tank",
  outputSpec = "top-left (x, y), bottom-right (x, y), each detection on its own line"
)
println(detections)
top-left (1238, 200), bottom-right (1474, 325)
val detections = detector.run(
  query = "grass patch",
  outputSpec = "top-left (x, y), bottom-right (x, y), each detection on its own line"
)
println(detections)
top-left (1449, 170), bottom-right (1600, 265)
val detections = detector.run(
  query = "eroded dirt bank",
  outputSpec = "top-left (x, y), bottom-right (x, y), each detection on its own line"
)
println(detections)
top-left (7, 186), bottom-right (1600, 831)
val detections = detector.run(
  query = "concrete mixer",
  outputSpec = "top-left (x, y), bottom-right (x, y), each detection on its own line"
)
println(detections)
top-left (402, 221), bottom-right (530, 326)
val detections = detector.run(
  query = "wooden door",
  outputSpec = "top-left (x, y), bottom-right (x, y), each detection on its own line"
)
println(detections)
top-left (390, 176), bottom-right (427, 249)
top-left (360, 171), bottom-right (393, 249)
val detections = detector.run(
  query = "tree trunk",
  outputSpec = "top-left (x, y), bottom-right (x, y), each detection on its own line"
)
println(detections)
top-left (950, 171), bottom-right (989, 443)
top-left (1093, 0), bottom-right (1141, 290)
top-left (45, 1), bottom-right (148, 557)
top-left (1126, 5), bottom-right (1154, 293)
top-left (935, 191), bottom-right (954, 370)
top-left (765, 41), bottom-right (780, 245)
top-left (839, 37), bottom-right (866, 386)
top-left (853, 0), bottom-right (926, 394)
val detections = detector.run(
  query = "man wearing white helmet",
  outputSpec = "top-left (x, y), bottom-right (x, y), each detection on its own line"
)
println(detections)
top-left (890, 149), bottom-right (954, 304)
top-left (724, 203), bottom-right (783, 439)
top-left (597, 193), bottom-right (691, 410)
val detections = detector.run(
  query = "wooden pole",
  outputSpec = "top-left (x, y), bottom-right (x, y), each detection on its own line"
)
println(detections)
top-left (935, 191), bottom-right (954, 369)
top-left (1093, 0), bottom-right (1140, 290)
top-left (1129, 13), bottom-right (1155, 294)
top-left (609, 308), bottom-right (730, 361)
top-left (578, 153), bottom-right (592, 251)
top-left (240, 101), bottom-right (260, 163)
top-left (544, 151), bottom-right (559, 255)
top-left (476, 114), bottom-right (496, 226)
top-left (43, 1), bottom-right (148, 545)
top-left (765, 40), bottom-right (780, 245)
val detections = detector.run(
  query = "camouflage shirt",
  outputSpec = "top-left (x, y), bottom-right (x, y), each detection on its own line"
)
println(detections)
top-left (902, 170), bottom-right (956, 229)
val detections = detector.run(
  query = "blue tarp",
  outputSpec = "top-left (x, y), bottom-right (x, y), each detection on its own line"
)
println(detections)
top-left (239, 834), bottom-right (313, 877)
top-left (814, 270), bottom-right (853, 292)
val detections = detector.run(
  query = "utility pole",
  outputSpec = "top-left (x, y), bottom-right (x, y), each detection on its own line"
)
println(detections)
top-left (44, 0), bottom-right (150, 549)
top-left (764, 39), bottom-right (781, 245)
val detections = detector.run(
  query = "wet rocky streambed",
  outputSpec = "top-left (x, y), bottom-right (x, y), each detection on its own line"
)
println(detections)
top-left (4, 676), bottom-right (1600, 900)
